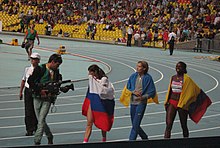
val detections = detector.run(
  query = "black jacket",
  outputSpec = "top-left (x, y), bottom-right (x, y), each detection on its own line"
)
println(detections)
top-left (28, 64), bottom-right (62, 95)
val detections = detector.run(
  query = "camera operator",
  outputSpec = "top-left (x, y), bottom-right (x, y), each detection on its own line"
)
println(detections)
top-left (28, 54), bottom-right (63, 145)
top-left (19, 53), bottom-right (40, 136)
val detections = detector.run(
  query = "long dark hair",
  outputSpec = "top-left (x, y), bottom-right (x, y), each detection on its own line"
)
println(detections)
top-left (88, 64), bottom-right (107, 79)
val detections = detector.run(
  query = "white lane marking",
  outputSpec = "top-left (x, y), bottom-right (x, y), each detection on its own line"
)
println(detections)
top-left (0, 102), bottom-right (162, 120)
top-left (0, 112), bottom-right (220, 141)
top-left (85, 51), bottom-right (219, 98)
top-left (0, 56), bottom-right (135, 98)
top-left (107, 51), bottom-right (219, 93)
top-left (0, 48), bottom-right (218, 140)
top-left (1, 97), bottom-right (218, 120)
top-left (151, 66), bottom-right (164, 83)
top-left (2, 52), bottom-right (218, 104)
top-left (109, 126), bottom-right (220, 142)
top-left (1, 99), bottom-right (220, 128)
top-left (0, 88), bottom-right (167, 104)
top-left (0, 35), bottom-right (219, 143)
top-left (83, 52), bottom-right (165, 83)
top-left (149, 126), bottom-right (220, 139)
top-left (188, 67), bottom-right (219, 93)
top-left (0, 88), bottom-right (167, 111)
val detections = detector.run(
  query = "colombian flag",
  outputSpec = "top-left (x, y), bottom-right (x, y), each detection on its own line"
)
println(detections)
top-left (82, 76), bottom-right (115, 131)
top-left (165, 74), bottom-right (212, 124)
top-left (188, 90), bottom-right (212, 123)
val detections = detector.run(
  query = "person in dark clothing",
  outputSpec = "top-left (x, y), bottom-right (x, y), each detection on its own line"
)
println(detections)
top-left (20, 18), bottom-right (25, 33)
top-left (23, 24), bottom-right (40, 60)
top-left (168, 36), bottom-right (175, 55)
top-left (91, 24), bottom-right (96, 40)
top-left (28, 54), bottom-right (63, 145)
top-left (127, 25), bottom-right (133, 47)
top-left (58, 29), bottom-right (63, 37)
top-left (207, 29), bottom-right (215, 52)
top-left (19, 53), bottom-right (41, 136)
top-left (195, 31), bottom-right (203, 52)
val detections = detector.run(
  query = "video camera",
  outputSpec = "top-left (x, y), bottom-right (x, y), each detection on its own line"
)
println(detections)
top-left (38, 80), bottom-right (74, 96)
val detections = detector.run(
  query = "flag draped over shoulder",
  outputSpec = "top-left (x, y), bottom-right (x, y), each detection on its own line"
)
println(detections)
top-left (82, 76), bottom-right (115, 131)
top-left (165, 74), bottom-right (212, 124)
top-left (188, 90), bottom-right (212, 123)
top-left (119, 85), bottom-right (132, 107)
top-left (120, 72), bottom-right (159, 107)
top-left (120, 85), bottom-right (159, 107)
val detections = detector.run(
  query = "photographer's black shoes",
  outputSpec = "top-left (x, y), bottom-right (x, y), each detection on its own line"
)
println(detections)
top-left (48, 136), bottom-right (53, 145)
top-left (25, 131), bottom-right (33, 136)
top-left (35, 142), bottom-right (40, 145)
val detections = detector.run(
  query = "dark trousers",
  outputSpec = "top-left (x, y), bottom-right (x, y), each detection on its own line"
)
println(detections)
top-left (169, 44), bottom-right (174, 55)
top-left (207, 39), bottom-right (214, 52)
top-left (195, 39), bottom-right (202, 52)
top-left (24, 87), bottom-right (38, 133)
top-left (127, 34), bottom-right (132, 46)
top-left (197, 39), bottom-right (202, 48)
top-left (91, 33), bottom-right (95, 40)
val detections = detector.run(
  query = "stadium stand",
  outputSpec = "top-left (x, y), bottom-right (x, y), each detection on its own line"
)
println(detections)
top-left (0, 0), bottom-right (219, 48)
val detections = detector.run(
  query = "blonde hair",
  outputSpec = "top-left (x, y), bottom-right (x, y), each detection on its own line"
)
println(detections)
top-left (138, 61), bottom-right (149, 74)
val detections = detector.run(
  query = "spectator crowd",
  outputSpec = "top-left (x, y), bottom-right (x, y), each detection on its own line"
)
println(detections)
top-left (0, 0), bottom-right (220, 45)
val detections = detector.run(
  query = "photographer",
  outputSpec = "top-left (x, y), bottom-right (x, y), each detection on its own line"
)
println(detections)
top-left (28, 54), bottom-right (63, 145)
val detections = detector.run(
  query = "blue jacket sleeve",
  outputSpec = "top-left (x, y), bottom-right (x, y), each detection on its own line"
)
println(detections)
top-left (145, 75), bottom-right (156, 99)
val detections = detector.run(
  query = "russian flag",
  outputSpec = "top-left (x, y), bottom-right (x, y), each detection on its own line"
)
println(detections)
top-left (188, 90), bottom-right (212, 124)
top-left (82, 76), bottom-right (115, 131)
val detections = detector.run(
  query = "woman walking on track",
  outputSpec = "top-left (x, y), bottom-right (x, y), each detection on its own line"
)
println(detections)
top-left (127, 61), bottom-right (157, 140)
top-left (164, 61), bottom-right (212, 138)
top-left (82, 65), bottom-right (115, 143)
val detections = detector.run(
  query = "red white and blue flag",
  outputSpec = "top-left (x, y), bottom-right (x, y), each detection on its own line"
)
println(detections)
top-left (82, 76), bottom-right (115, 131)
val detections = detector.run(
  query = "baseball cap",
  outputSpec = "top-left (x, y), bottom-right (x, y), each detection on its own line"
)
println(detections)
top-left (30, 53), bottom-right (41, 60)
